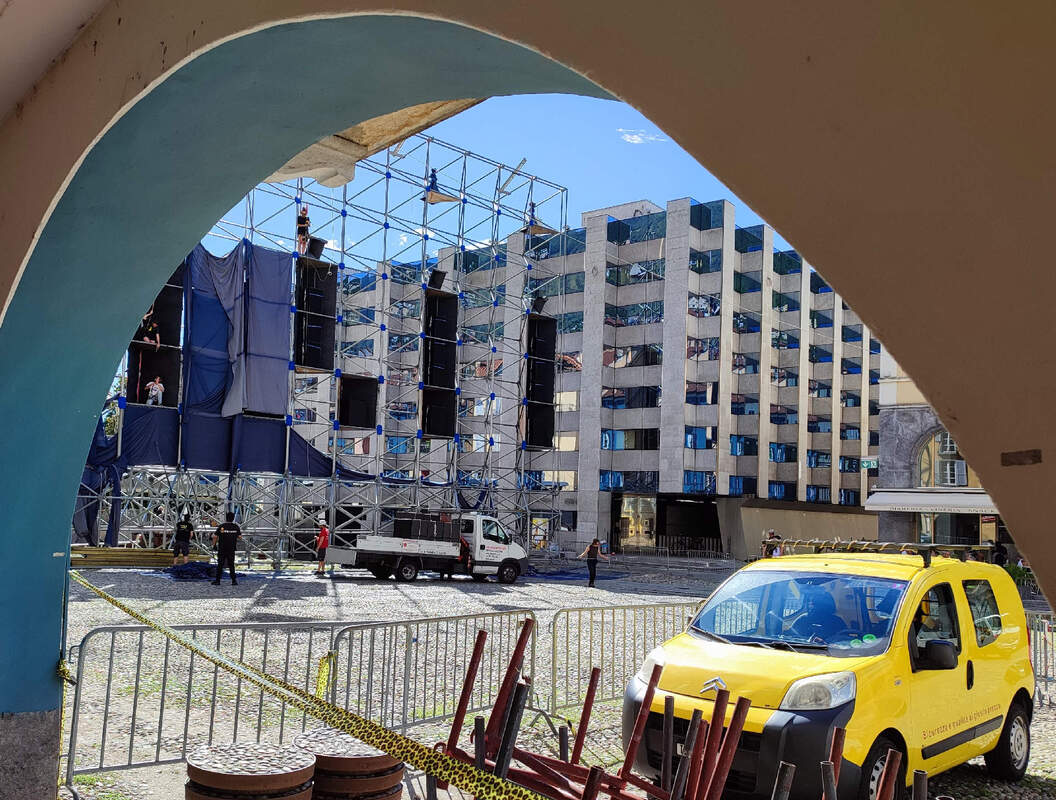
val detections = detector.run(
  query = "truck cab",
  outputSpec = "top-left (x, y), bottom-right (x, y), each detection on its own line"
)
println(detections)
top-left (325, 512), bottom-right (529, 583)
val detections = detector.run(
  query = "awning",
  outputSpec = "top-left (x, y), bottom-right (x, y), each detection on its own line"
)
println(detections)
top-left (864, 489), bottom-right (998, 515)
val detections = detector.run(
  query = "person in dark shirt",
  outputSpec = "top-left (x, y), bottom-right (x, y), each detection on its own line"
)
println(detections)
top-left (296, 206), bottom-right (310, 255)
top-left (172, 513), bottom-right (194, 566)
top-left (211, 512), bottom-right (242, 586)
top-left (578, 538), bottom-right (609, 587)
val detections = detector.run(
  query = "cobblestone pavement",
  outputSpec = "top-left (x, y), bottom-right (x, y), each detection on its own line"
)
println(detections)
top-left (60, 559), bottom-right (1056, 799)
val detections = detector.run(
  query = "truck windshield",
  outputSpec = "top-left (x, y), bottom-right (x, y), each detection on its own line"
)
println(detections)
top-left (690, 570), bottom-right (908, 657)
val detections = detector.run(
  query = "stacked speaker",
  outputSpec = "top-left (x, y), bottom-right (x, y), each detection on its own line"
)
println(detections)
top-left (294, 728), bottom-right (405, 800)
top-left (338, 375), bottom-right (378, 429)
top-left (524, 312), bottom-right (557, 449)
top-left (420, 271), bottom-right (457, 438)
top-left (127, 264), bottom-right (183, 406)
top-left (295, 257), bottom-right (337, 371)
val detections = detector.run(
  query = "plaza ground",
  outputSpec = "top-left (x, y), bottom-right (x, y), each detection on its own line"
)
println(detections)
top-left (61, 560), bottom-right (1056, 799)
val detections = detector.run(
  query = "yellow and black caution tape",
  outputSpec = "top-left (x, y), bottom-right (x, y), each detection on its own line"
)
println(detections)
top-left (69, 570), bottom-right (542, 800)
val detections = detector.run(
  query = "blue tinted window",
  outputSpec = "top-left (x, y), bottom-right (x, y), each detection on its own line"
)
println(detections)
top-left (807, 450), bottom-right (831, 468)
top-left (689, 293), bottom-right (721, 318)
top-left (685, 426), bottom-right (717, 449)
top-left (733, 312), bottom-right (761, 333)
top-left (729, 435), bottom-right (758, 456)
top-left (688, 336), bottom-right (720, 361)
top-left (769, 442), bottom-right (798, 463)
top-left (604, 301), bottom-right (664, 326)
top-left (735, 226), bottom-right (764, 253)
top-left (684, 470), bottom-right (717, 494)
top-left (686, 381), bottom-right (718, 405)
top-left (808, 416), bottom-right (832, 433)
top-left (841, 425), bottom-right (861, 440)
top-left (557, 311), bottom-right (584, 333)
top-left (341, 338), bottom-right (374, 357)
top-left (690, 249), bottom-right (722, 273)
top-left (690, 201), bottom-right (724, 231)
top-left (731, 394), bottom-right (760, 415)
top-left (606, 259), bottom-right (665, 286)
top-left (769, 481), bottom-right (797, 500)
top-left (734, 271), bottom-right (762, 293)
top-left (839, 489), bottom-right (860, 506)
top-left (773, 250), bottom-right (802, 275)
top-left (806, 485), bottom-right (832, 503)
top-left (839, 456), bottom-right (859, 472)
top-left (810, 272), bottom-right (833, 293)
top-left (729, 475), bottom-right (758, 496)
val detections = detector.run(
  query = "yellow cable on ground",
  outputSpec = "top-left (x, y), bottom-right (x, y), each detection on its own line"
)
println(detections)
top-left (69, 570), bottom-right (541, 800)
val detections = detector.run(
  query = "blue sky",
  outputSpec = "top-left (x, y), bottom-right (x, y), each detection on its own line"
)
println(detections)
top-left (423, 94), bottom-right (790, 247)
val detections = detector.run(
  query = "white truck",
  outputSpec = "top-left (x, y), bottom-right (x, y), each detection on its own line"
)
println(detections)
top-left (325, 512), bottom-right (529, 583)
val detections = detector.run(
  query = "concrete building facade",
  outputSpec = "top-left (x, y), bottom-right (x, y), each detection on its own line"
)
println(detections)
top-left (523, 197), bottom-right (880, 559)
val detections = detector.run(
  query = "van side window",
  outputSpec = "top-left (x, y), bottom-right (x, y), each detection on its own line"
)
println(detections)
top-left (482, 520), bottom-right (511, 545)
top-left (963, 579), bottom-right (1002, 646)
top-left (461, 520), bottom-right (474, 535)
top-left (909, 583), bottom-right (961, 664)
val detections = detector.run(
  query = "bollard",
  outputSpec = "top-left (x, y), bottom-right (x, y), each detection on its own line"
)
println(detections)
top-left (912, 770), bottom-right (927, 800)
top-left (876, 749), bottom-right (902, 800)
top-left (662, 694), bottom-right (675, 792)
top-left (474, 716), bottom-right (487, 770)
top-left (559, 725), bottom-right (570, 762)
top-left (670, 709), bottom-right (703, 800)
top-left (770, 761), bottom-right (796, 800)
top-left (820, 760), bottom-right (838, 800)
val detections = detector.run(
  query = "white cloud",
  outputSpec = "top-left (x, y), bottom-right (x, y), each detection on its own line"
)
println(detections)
top-left (617, 128), bottom-right (667, 145)
top-left (398, 233), bottom-right (408, 246)
top-left (277, 239), bottom-right (286, 246)
top-left (326, 239), bottom-right (339, 250)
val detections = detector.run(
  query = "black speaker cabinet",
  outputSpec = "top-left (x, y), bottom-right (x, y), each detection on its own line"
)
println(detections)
top-left (307, 236), bottom-right (327, 259)
top-left (525, 401), bottom-right (555, 450)
top-left (526, 358), bottom-right (555, 403)
top-left (424, 290), bottom-right (458, 340)
top-left (127, 344), bottom-right (181, 407)
top-left (294, 312), bottom-right (335, 370)
top-left (423, 338), bottom-right (457, 389)
top-left (527, 315), bottom-right (557, 361)
top-left (421, 387), bottom-right (457, 438)
top-left (295, 257), bottom-right (337, 316)
top-left (338, 375), bottom-right (378, 428)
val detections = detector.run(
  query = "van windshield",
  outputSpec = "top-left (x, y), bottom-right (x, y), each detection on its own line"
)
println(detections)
top-left (690, 570), bottom-right (908, 657)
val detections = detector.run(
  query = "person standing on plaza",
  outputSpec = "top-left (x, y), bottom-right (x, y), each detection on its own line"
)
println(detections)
top-left (211, 511), bottom-right (241, 586)
top-left (315, 520), bottom-right (330, 576)
top-left (172, 512), bottom-right (194, 566)
top-left (578, 538), bottom-right (608, 587)
top-left (763, 529), bottom-right (783, 557)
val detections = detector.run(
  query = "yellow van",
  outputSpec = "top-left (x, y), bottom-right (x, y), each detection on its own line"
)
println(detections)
top-left (622, 550), bottom-right (1034, 800)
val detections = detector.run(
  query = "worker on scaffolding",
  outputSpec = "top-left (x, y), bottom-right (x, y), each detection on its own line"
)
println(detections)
top-left (211, 512), bottom-right (242, 586)
top-left (296, 205), bottom-right (310, 255)
top-left (145, 375), bottom-right (165, 406)
top-left (428, 168), bottom-right (439, 193)
top-left (135, 307), bottom-right (160, 351)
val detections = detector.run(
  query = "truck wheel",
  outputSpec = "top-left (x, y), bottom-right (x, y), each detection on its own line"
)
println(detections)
top-left (369, 566), bottom-right (392, 580)
top-left (857, 736), bottom-right (905, 800)
top-left (394, 560), bottom-right (419, 582)
top-left (497, 561), bottom-right (520, 584)
top-left (985, 701), bottom-right (1030, 781)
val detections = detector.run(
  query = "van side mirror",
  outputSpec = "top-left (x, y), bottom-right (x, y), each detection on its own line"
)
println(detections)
top-left (922, 639), bottom-right (958, 670)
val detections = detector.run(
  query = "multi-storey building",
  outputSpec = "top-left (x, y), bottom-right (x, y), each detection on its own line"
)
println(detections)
top-left (523, 197), bottom-right (881, 559)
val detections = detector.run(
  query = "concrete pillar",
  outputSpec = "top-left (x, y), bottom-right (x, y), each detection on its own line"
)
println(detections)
top-left (715, 202), bottom-right (737, 491)
top-left (660, 199), bottom-right (691, 494)
top-left (795, 258), bottom-right (811, 501)
top-left (755, 227), bottom-right (776, 498)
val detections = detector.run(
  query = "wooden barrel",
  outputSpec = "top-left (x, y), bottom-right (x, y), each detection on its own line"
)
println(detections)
top-left (294, 728), bottom-right (405, 799)
top-left (185, 742), bottom-right (316, 799)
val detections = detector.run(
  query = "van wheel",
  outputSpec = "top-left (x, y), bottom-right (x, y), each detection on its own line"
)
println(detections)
top-left (497, 561), bottom-right (520, 584)
top-left (985, 701), bottom-right (1030, 780)
top-left (369, 566), bottom-right (392, 580)
top-left (394, 560), bottom-right (419, 582)
top-left (857, 736), bottom-right (906, 800)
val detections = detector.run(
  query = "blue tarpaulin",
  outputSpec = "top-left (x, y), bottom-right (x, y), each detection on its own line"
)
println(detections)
top-left (232, 414), bottom-right (286, 473)
top-left (184, 244), bottom-right (241, 413)
top-left (242, 244), bottom-right (292, 416)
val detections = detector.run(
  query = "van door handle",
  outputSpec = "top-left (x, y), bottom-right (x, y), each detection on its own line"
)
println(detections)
top-left (966, 659), bottom-right (975, 690)
top-left (480, 544), bottom-right (485, 551)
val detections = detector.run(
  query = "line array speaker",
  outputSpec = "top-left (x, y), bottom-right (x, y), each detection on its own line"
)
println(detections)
top-left (338, 375), bottom-right (378, 429)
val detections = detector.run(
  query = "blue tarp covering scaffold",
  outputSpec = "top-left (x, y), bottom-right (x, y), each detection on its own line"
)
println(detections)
top-left (74, 241), bottom-right (379, 545)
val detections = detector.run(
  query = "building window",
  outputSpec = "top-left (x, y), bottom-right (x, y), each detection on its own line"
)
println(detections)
top-left (731, 394), bottom-right (760, 415)
top-left (808, 416), bottom-right (832, 433)
top-left (388, 332), bottom-right (419, 352)
top-left (839, 456), bottom-right (859, 473)
top-left (683, 470), bottom-right (717, 494)
top-left (605, 343), bottom-right (663, 368)
top-left (687, 336), bottom-right (720, 361)
top-left (558, 351), bottom-right (583, 372)
top-left (771, 367), bottom-right (798, 387)
top-left (810, 310), bottom-right (833, 329)
top-left (527, 272), bottom-right (585, 297)
top-left (839, 489), bottom-right (860, 506)
top-left (807, 449), bottom-right (831, 468)
top-left (686, 381), bottom-right (718, 405)
top-left (842, 324), bottom-right (863, 343)
top-left (809, 380), bottom-right (832, 398)
top-left (870, 338), bottom-right (881, 355)
top-left (810, 272), bottom-right (833, 293)
top-left (869, 430), bottom-right (880, 446)
top-left (605, 301), bottom-right (664, 327)
top-left (341, 270), bottom-right (377, 296)
top-left (601, 386), bottom-right (661, 409)
top-left (806, 485), bottom-right (832, 503)
top-left (770, 405), bottom-right (798, 425)
top-left (841, 392), bottom-right (861, 408)
top-left (557, 311), bottom-right (584, 333)
top-left (386, 435), bottom-right (411, 455)
top-left (773, 250), bottom-right (802, 275)
top-left (608, 211), bottom-right (667, 245)
top-left (555, 391), bottom-right (579, 412)
top-left (735, 226), bottom-right (763, 253)
top-left (601, 428), bottom-right (660, 451)
top-left (729, 475), bottom-right (758, 496)
top-left (689, 248), bottom-right (722, 274)
top-left (734, 271), bottom-right (762, 293)
top-left (869, 370), bottom-right (880, 385)
top-left (841, 358), bottom-right (862, 375)
top-left (600, 470), bottom-right (659, 492)
top-left (685, 426), bottom-right (717, 450)
top-left (688, 292), bottom-right (721, 318)
top-left (733, 312), bottom-right (761, 333)
top-left (527, 229), bottom-right (587, 260)
top-left (840, 425), bottom-right (861, 440)
top-left (769, 442), bottom-right (798, 463)
top-left (606, 259), bottom-right (665, 286)
top-left (730, 435), bottom-right (758, 456)
top-left (554, 433), bottom-right (578, 452)
top-left (732, 353), bottom-right (759, 374)
top-left (769, 481), bottom-right (797, 500)
top-left (809, 346), bottom-right (832, 363)
top-left (771, 331), bottom-right (800, 350)
top-left (772, 291), bottom-right (800, 312)
top-left (293, 408), bottom-right (318, 424)
top-left (543, 470), bottom-right (577, 490)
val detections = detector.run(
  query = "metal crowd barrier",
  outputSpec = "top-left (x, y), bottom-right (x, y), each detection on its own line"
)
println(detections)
top-left (1028, 611), bottom-right (1055, 707)
top-left (547, 602), bottom-right (702, 714)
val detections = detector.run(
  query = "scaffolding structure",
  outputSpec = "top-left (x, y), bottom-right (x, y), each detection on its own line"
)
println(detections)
top-left (77, 134), bottom-right (570, 563)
